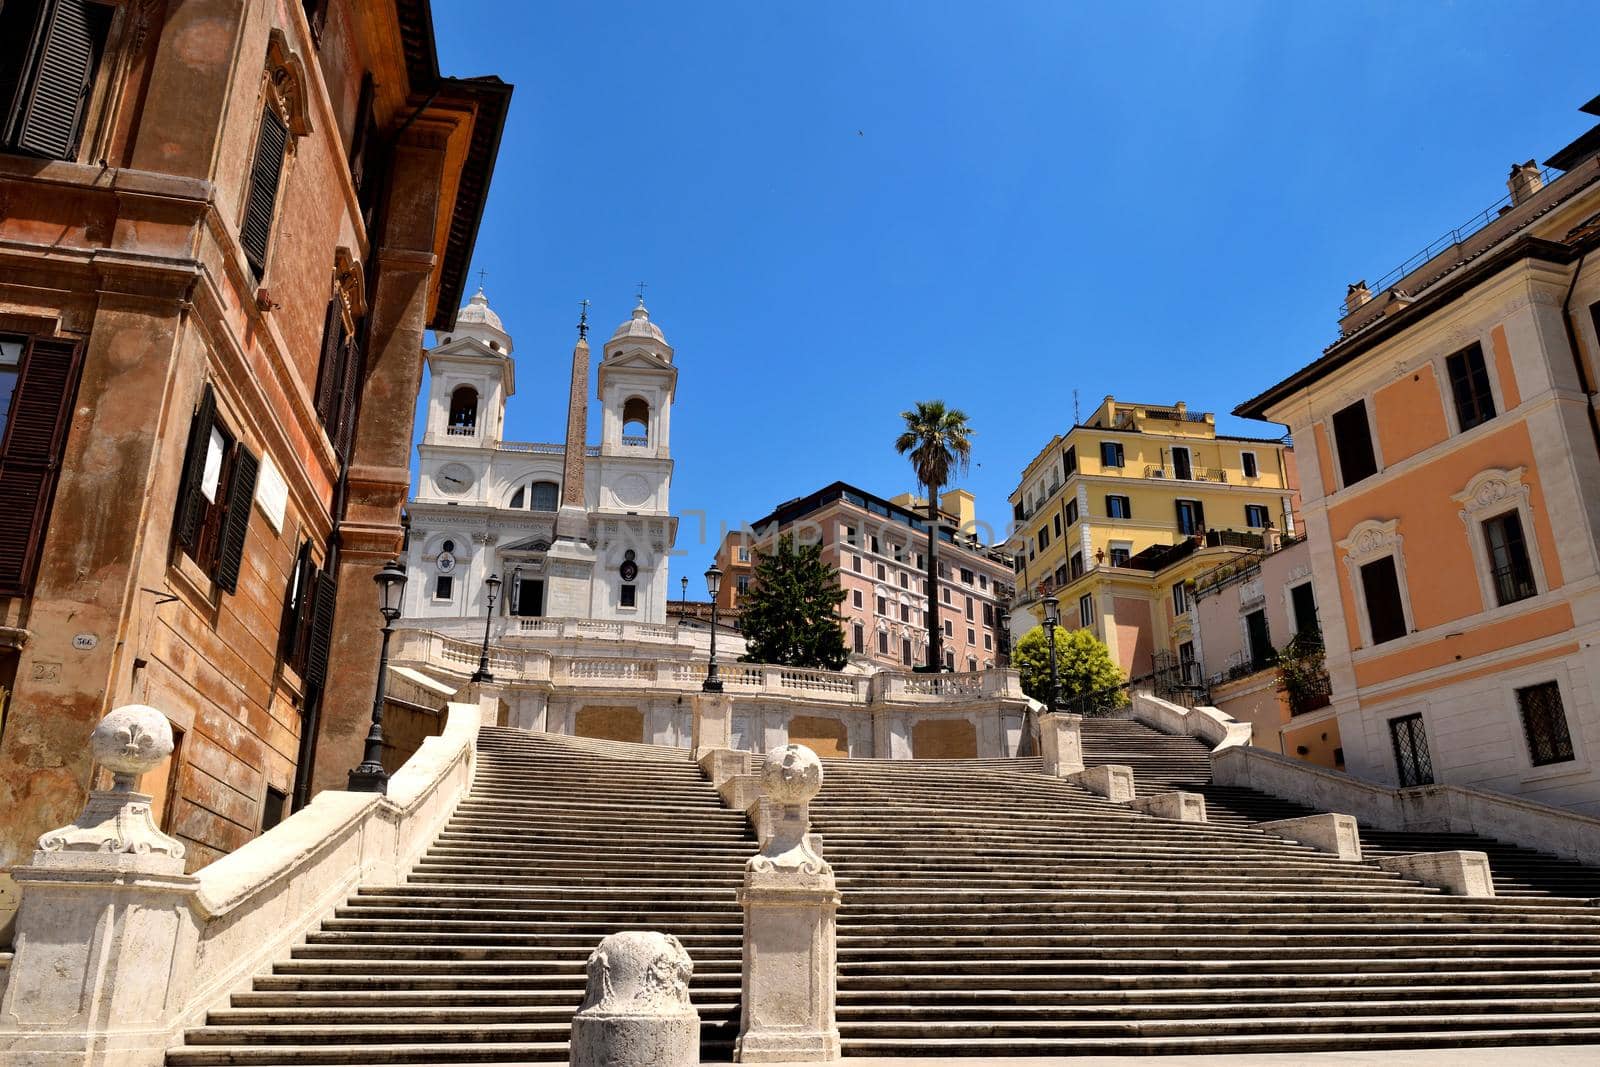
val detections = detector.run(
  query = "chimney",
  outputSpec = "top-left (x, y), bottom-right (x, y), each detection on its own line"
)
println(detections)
top-left (1507, 160), bottom-right (1544, 206)
top-left (1344, 280), bottom-right (1372, 315)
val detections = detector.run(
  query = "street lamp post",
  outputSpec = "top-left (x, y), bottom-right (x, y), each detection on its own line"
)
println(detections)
top-left (470, 572), bottom-right (502, 684)
top-left (681, 575), bottom-right (688, 611)
top-left (348, 558), bottom-right (408, 794)
top-left (703, 563), bottom-right (723, 692)
top-left (1042, 593), bottom-right (1061, 715)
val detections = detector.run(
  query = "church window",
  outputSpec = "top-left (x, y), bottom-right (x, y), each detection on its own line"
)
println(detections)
top-left (530, 480), bottom-right (558, 512)
top-left (442, 540), bottom-right (455, 553)
top-left (622, 396), bottom-right (650, 443)
top-left (448, 386), bottom-right (478, 431)
top-left (510, 486), bottom-right (523, 508)
top-left (619, 584), bottom-right (637, 608)
top-left (434, 574), bottom-right (453, 600)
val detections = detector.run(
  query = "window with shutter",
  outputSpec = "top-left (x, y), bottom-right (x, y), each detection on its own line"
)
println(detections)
top-left (1446, 343), bottom-right (1496, 431)
top-left (0, 334), bottom-right (84, 595)
top-left (304, 569), bottom-right (339, 689)
top-left (1331, 400), bottom-right (1379, 486)
top-left (0, 0), bottom-right (113, 161)
top-left (280, 541), bottom-right (316, 670)
top-left (214, 447), bottom-right (259, 594)
top-left (241, 107), bottom-right (289, 276)
top-left (174, 384), bottom-right (217, 552)
top-left (331, 334), bottom-right (361, 459)
top-left (312, 299), bottom-right (344, 429)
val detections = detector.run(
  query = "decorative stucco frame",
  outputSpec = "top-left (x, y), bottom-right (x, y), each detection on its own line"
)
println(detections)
top-left (1337, 518), bottom-right (1414, 648)
top-left (1452, 466), bottom-right (1547, 615)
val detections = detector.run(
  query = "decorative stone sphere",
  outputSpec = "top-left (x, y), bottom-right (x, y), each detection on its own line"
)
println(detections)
top-left (91, 705), bottom-right (175, 786)
top-left (763, 743), bottom-right (823, 805)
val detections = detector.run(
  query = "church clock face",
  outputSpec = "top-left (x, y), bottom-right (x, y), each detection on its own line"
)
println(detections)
top-left (434, 463), bottom-right (475, 496)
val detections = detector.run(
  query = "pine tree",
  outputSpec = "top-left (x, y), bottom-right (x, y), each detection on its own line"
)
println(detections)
top-left (738, 534), bottom-right (849, 670)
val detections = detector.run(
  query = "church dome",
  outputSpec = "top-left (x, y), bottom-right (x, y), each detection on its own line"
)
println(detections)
top-left (457, 288), bottom-right (504, 332)
top-left (610, 301), bottom-right (666, 344)
top-left (444, 287), bottom-right (513, 355)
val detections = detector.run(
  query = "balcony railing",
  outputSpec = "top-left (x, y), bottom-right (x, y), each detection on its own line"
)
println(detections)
top-left (622, 434), bottom-right (649, 447)
top-left (446, 425), bottom-right (477, 437)
top-left (1144, 464), bottom-right (1228, 483)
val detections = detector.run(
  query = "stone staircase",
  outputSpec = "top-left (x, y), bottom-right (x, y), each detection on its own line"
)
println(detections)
top-left (1080, 716), bottom-right (1600, 899)
top-left (160, 718), bottom-right (1600, 1062)
top-left (164, 727), bottom-right (751, 1065)
top-left (813, 748), bottom-right (1600, 1055)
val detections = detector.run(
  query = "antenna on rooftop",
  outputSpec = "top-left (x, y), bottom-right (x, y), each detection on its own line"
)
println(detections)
top-left (1073, 389), bottom-right (1081, 425)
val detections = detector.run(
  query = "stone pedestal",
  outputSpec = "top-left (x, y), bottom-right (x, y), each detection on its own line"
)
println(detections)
top-left (570, 931), bottom-right (699, 1067)
top-left (1038, 712), bottom-right (1085, 777)
top-left (693, 691), bottom-right (734, 761)
top-left (1068, 764), bottom-right (1135, 802)
top-left (0, 706), bottom-right (199, 1067)
top-left (699, 748), bottom-right (750, 790)
top-left (1376, 851), bottom-right (1496, 896)
top-left (736, 745), bottom-right (841, 1063)
top-left (1260, 813), bottom-right (1363, 861)
top-left (1131, 791), bottom-right (1207, 822)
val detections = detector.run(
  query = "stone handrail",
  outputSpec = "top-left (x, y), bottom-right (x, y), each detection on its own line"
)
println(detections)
top-left (0, 692), bottom-right (493, 1064)
top-left (1129, 691), bottom-right (1253, 750)
top-left (1212, 744), bottom-right (1600, 866)
top-left (179, 690), bottom-right (489, 1029)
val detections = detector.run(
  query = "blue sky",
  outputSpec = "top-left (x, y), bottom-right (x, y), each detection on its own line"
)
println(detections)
top-left (423, 1), bottom-right (1596, 588)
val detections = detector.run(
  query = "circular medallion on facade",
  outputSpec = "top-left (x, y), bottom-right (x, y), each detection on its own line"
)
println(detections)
top-left (435, 463), bottom-right (474, 495)
top-left (437, 551), bottom-right (456, 574)
top-left (614, 473), bottom-right (650, 508)
top-left (620, 560), bottom-right (638, 581)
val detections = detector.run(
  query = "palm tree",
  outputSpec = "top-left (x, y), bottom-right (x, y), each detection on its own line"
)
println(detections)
top-left (895, 401), bottom-right (973, 672)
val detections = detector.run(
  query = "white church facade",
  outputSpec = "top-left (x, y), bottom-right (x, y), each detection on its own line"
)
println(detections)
top-left (402, 291), bottom-right (678, 626)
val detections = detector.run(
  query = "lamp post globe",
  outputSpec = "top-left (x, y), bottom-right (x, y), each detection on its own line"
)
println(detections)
top-left (349, 558), bottom-right (409, 793)
top-left (703, 563), bottom-right (724, 692)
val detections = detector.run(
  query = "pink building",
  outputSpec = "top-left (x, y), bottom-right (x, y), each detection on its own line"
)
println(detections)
top-left (716, 482), bottom-right (1014, 672)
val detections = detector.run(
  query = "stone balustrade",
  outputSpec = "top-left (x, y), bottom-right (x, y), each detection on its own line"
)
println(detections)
top-left (0, 691), bottom-right (494, 1066)
top-left (389, 626), bottom-right (1023, 711)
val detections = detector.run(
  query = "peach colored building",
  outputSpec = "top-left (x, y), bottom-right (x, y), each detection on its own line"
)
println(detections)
top-left (715, 482), bottom-right (1014, 672)
top-left (1238, 96), bottom-right (1600, 814)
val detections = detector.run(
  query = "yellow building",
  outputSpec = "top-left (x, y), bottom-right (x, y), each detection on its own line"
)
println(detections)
top-left (1007, 397), bottom-right (1301, 681)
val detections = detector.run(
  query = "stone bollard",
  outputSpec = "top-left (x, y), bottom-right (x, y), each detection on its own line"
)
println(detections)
top-left (0, 705), bottom-right (201, 1067)
top-left (1038, 712), bottom-right (1086, 777)
top-left (570, 931), bottom-right (700, 1067)
top-left (736, 744), bottom-right (841, 1062)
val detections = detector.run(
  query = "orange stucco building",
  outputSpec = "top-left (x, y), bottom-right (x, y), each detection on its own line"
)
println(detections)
top-left (1239, 96), bottom-right (1600, 815)
top-left (0, 0), bottom-right (509, 930)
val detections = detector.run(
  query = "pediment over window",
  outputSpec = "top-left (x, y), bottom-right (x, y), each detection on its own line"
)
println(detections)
top-left (1452, 467), bottom-right (1529, 519)
top-left (1337, 518), bottom-right (1401, 565)
top-left (265, 29), bottom-right (313, 137)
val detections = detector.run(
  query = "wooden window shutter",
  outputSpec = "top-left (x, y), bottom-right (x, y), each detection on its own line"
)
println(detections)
top-left (5, 0), bottom-right (110, 161)
top-left (174, 384), bottom-right (216, 550)
top-left (304, 568), bottom-right (339, 688)
top-left (0, 336), bottom-right (83, 595)
top-left (312, 298), bottom-right (343, 428)
top-left (214, 446), bottom-right (259, 594)
top-left (331, 336), bottom-right (362, 460)
top-left (241, 107), bottom-right (289, 276)
top-left (279, 540), bottom-right (314, 664)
